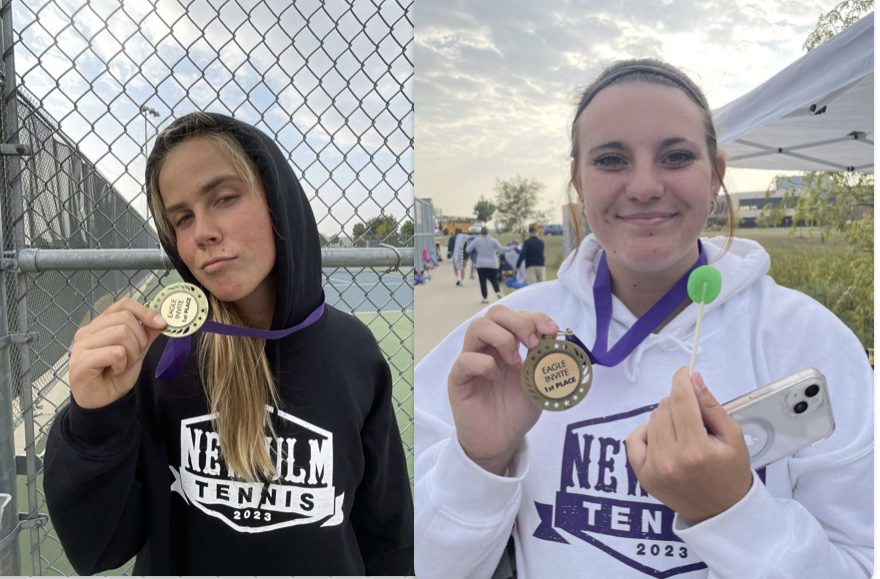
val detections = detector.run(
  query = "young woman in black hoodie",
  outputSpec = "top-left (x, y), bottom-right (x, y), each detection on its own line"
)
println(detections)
top-left (44, 112), bottom-right (413, 575)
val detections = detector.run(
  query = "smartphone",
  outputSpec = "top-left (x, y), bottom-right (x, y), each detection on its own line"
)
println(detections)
top-left (722, 368), bottom-right (835, 470)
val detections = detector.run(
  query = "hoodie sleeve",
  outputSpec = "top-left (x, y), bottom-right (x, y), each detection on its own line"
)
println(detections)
top-left (350, 349), bottom-right (415, 575)
top-left (43, 390), bottom-right (147, 575)
top-left (674, 283), bottom-right (873, 578)
top-left (414, 317), bottom-right (525, 579)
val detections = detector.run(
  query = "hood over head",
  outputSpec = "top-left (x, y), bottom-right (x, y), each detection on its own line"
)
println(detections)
top-left (146, 112), bottom-right (324, 329)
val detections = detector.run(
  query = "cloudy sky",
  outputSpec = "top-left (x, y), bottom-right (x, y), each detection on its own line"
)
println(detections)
top-left (14, 0), bottom-right (412, 237)
top-left (414, 0), bottom-right (842, 221)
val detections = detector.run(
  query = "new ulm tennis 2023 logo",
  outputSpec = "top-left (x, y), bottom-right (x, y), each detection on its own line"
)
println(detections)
top-left (533, 406), bottom-right (710, 578)
top-left (170, 406), bottom-right (345, 533)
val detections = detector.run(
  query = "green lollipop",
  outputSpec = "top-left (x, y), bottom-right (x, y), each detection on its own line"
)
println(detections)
top-left (687, 265), bottom-right (722, 373)
top-left (687, 265), bottom-right (722, 304)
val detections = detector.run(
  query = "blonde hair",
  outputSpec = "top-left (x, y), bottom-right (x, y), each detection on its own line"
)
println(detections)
top-left (147, 112), bottom-right (280, 482)
top-left (566, 59), bottom-right (735, 255)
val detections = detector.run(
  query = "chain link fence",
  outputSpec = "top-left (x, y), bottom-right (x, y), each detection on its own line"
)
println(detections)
top-left (0, 0), bottom-right (413, 574)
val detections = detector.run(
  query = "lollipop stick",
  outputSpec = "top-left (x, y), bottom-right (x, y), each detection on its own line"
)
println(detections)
top-left (688, 282), bottom-right (707, 374)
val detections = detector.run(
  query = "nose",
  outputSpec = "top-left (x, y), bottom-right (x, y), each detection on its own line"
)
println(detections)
top-left (625, 161), bottom-right (664, 203)
top-left (193, 212), bottom-right (222, 247)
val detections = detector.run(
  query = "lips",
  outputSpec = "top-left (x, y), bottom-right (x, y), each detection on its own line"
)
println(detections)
top-left (201, 256), bottom-right (236, 272)
top-left (618, 212), bottom-right (677, 224)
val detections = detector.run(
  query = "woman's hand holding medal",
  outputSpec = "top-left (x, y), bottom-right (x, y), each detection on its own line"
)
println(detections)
top-left (448, 305), bottom-right (558, 476)
top-left (625, 367), bottom-right (753, 524)
top-left (69, 298), bottom-right (167, 410)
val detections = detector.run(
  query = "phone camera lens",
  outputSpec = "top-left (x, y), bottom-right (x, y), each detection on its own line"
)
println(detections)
top-left (805, 384), bottom-right (820, 397)
top-left (794, 401), bottom-right (809, 414)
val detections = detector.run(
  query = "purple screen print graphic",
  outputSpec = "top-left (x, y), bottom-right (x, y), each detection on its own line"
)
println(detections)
top-left (532, 405), bottom-right (766, 578)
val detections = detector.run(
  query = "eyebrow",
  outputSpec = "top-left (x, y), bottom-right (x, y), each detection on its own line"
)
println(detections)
top-left (164, 174), bottom-right (243, 215)
top-left (587, 137), bottom-right (695, 156)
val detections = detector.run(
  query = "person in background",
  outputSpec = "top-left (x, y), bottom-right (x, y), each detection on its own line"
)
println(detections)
top-left (466, 234), bottom-right (478, 279)
top-left (465, 226), bottom-right (505, 304)
top-left (451, 228), bottom-right (467, 286)
top-left (516, 225), bottom-right (546, 284)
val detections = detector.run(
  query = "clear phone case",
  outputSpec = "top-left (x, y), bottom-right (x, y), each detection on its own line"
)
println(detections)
top-left (722, 368), bottom-right (835, 470)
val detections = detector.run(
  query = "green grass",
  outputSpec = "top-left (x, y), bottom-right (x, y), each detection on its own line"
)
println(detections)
top-left (735, 228), bottom-right (872, 348)
top-left (355, 310), bottom-right (415, 480)
top-left (440, 227), bottom-right (872, 348)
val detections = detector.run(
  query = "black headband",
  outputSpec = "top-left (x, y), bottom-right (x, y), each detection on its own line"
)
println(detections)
top-left (575, 64), bottom-right (706, 119)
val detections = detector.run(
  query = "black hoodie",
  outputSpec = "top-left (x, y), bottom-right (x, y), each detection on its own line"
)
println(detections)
top-left (43, 113), bottom-right (414, 575)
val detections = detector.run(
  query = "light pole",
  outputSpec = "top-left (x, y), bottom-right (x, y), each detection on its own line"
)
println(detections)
top-left (139, 104), bottom-right (160, 159)
top-left (139, 105), bottom-right (161, 236)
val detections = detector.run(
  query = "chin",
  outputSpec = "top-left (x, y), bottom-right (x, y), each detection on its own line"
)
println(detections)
top-left (196, 280), bottom-right (248, 304)
top-left (618, 239), bottom-right (694, 271)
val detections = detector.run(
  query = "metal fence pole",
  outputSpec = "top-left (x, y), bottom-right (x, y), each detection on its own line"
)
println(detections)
top-left (1, 0), bottom-right (40, 572)
top-left (0, 282), bottom-right (20, 575)
top-left (14, 247), bottom-right (414, 272)
top-left (0, 0), bottom-right (20, 570)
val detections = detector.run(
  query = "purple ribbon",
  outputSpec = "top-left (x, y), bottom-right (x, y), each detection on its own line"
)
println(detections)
top-left (567, 244), bottom-right (706, 367)
top-left (155, 302), bottom-right (325, 379)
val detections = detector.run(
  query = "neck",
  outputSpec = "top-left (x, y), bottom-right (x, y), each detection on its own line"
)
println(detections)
top-left (606, 248), bottom-right (698, 318)
top-left (234, 274), bottom-right (277, 330)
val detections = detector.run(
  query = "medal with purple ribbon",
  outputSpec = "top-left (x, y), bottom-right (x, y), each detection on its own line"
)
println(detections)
top-left (148, 282), bottom-right (324, 380)
top-left (520, 243), bottom-right (708, 411)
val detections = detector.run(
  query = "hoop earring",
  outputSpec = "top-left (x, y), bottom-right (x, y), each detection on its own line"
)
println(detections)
top-left (709, 197), bottom-right (718, 213)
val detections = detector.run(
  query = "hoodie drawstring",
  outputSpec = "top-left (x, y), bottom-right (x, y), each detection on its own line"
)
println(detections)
top-left (622, 333), bottom-right (696, 383)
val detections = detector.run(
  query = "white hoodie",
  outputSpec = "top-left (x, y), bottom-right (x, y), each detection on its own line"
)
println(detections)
top-left (415, 235), bottom-right (873, 579)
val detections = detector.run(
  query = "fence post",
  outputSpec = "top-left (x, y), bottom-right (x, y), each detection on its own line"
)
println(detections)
top-left (0, 282), bottom-right (20, 575)
top-left (0, 0), bottom-right (31, 574)
top-left (0, 0), bottom-right (20, 572)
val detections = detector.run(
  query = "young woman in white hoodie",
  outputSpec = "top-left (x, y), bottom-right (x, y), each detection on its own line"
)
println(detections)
top-left (414, 59), bottom-right (872, 579)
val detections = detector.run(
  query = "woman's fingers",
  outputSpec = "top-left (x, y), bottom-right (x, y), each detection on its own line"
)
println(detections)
top-left (462, 318), bottom-right (523, 366)
top-left (80, 311), bottom-right (149, 352)
top-left (448, 307), bottom-right (555, 476)
top-left (67, 297), bottom-right (168, 410)
top-left (625, 424), bottom-right (649, 472)
top-left (449, 351), bottom-right (501, 389)
top-left (462, 305), bottom-right (558, 365)
top-left (668, 367), bottom-right (706, 441)
top-left (485, 305), bottom-right (558, 343)
top-left (86, 345), bottom-right (130, 378)
top-left (101, 297), bottom-right (168, 329)
top-left (75, 326), bottom-right (143, 375)
top-left (691, 372), bottom-right (744, 445)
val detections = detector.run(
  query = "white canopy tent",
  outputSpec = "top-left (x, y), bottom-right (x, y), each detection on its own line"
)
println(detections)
top-left (713, 12), bottom-right (873, 172)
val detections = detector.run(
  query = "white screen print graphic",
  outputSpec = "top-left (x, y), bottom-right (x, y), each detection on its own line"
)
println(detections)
top-left (170, 406), bottom-right (344, 533)
top-left (533, 405), bottom-right (767, 578)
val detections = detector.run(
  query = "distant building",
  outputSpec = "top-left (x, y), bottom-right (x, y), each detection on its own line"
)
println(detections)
top-left (711, 176), bottom-right (807, 228)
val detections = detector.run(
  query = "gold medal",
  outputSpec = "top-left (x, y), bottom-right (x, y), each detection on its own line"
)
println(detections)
top-left (148, 282), bottom-right (209, 337)
top-left (521, 331), bottom-right (593, 411)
